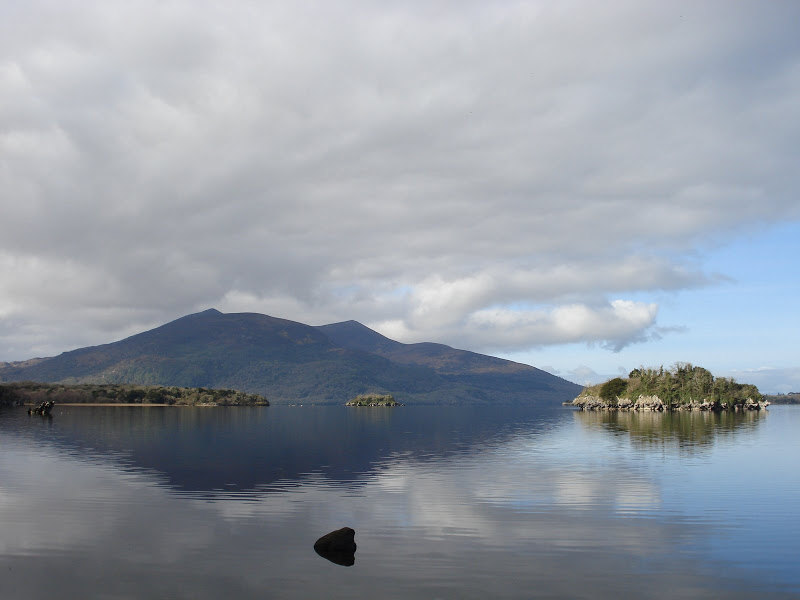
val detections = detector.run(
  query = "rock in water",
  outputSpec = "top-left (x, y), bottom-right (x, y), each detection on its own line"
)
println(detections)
top-left (314, 527), bottom-right (357, 552)
top-left (314, 527), bottom-right (357, 566)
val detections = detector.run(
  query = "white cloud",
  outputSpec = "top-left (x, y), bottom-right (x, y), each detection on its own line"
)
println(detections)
top-left (566, 365), bottom-right (605, 387)
top-left (464, 299), bottom-right (659, 351)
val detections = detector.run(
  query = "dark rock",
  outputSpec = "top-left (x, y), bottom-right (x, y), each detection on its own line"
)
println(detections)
top-left (314, 527), bottom-right (357, 566)
top-left (314, 527), bottom-right (356, 552)
top-left (29, 400), bottom-right (55, 416)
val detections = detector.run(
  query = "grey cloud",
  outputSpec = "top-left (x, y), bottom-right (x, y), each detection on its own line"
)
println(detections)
top-left (1, 1), bottom-right (799, 359)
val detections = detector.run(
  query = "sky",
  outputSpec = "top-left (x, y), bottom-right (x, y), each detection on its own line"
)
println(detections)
top-left (1, 1), bottom-right (798, 393)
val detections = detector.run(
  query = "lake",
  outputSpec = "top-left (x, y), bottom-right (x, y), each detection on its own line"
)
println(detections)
top-left (1, 404), bottom-right (798, 599)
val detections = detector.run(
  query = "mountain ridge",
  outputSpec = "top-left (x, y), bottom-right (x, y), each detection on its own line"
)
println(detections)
top-left (0, 309), bottom-right (581, 405)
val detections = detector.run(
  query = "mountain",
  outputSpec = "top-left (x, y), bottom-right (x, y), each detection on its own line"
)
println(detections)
top-left (0, 309), bottom-right (581, 405)
top-left (318, 320), bottom-right (536, 374)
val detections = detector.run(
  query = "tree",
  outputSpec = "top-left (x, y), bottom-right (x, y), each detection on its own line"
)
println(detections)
top-left (599, 378), bottom-right (627, 404)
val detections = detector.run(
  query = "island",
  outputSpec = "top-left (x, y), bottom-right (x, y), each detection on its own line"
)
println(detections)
top-left (345, 393), bottom-right (401, 407)
top-left (0, 382), bottom-right (269, 407)
top-left (570, 363), bottom-right (769, 411)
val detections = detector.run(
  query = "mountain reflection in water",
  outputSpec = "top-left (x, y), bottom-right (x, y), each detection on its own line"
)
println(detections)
top-left (8, 405), bottom-right (571, 495)
top-left (1, 405), bottom-right (798, 599)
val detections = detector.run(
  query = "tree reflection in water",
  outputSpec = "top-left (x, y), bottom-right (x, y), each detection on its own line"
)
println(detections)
top-left (574, 408), bottom-right (767, 451)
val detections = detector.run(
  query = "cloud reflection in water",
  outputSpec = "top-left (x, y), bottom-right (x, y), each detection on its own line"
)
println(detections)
top-left (0, 406), bottom-right (796, 599)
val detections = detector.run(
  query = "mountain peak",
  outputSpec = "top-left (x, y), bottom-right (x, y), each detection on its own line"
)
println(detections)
top-left (316, 320), bottom-right (399, 354)
top-left (0, 310), bottom-right (581, 405)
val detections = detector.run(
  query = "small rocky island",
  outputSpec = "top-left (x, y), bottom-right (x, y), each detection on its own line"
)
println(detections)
top-left (345, 393), bottom-right (401, 407)
top-left (570, 363), bottom-right (769, 412)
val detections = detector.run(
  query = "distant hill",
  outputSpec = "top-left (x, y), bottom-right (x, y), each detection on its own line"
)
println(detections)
top-left (0, 309), bottom-right (581, 405)
top-left (764, 393), bottom-right (800, 405)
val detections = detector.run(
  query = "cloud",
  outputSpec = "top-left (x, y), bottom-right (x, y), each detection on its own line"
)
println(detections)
top-left (1, 1), bottom-right (800, 359)
top-left (566, 365), bottom-right (605, 386)
top-left (468, 299), bottom-right (660, 351)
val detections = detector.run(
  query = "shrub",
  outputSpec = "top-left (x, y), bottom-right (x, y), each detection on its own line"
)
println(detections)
top-left (599, 378), bottom-right (627, 403)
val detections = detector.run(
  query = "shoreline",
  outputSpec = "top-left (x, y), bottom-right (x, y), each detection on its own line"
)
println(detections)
top-left (22, 403), bottom-right (268, 407)
top-left (570, 394), bottom-right (769, 412)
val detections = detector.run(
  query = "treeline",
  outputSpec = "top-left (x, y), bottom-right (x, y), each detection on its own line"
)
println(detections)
top-left (583, 363), bottom-right (762, 408)
top-left (0, 382), bottom-right (269, 407)
top-left (764, 393), bottom-right (800, 405)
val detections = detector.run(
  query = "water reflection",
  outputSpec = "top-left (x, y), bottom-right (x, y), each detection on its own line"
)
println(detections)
top-left (0, 405), bottom-right (797, 599)
top-left (574, 407), bottom-right (767, 451)
top-left (1, 406), bottom-right (569, 495)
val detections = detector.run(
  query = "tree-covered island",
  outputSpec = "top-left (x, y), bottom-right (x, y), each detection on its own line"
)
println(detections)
top-left (0, 382), bottom-right (269, 407)
top-left (345, 393), bottom-right (401, 407)
top-left (571, 364), bottom-right (768, 411)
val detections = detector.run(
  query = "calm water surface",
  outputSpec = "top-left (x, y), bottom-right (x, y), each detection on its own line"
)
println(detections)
top-left (1, 404), bottom-right (798, 599)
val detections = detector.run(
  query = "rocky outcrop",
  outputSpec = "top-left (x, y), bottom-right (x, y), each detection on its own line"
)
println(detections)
top-left (571, 395), bottom-right (769, 412)
top-left (314, 527), bottom-right (357, 566)
top-left (345, 394), bottom-right (401, 407)
top-left (28, 400), bottom-right (55, 415)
